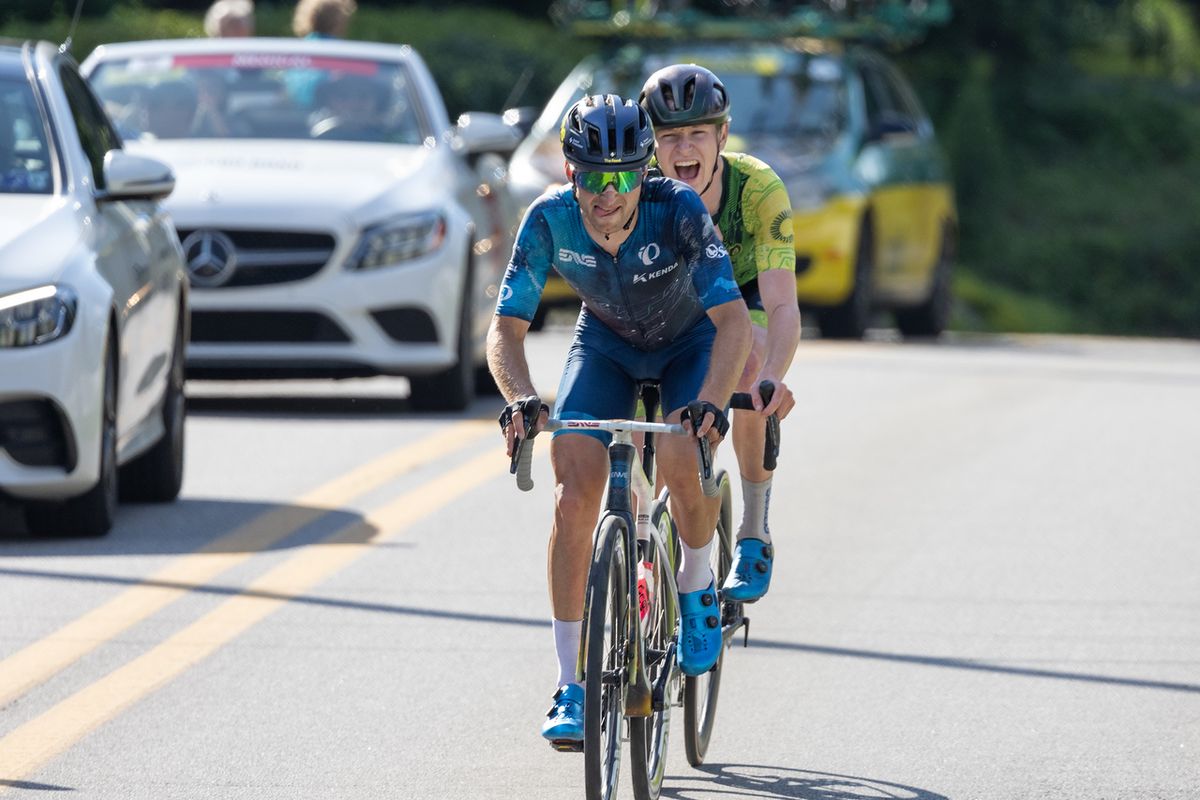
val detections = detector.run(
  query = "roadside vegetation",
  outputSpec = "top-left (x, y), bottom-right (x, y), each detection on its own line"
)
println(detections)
top-left (3, 0), bottom-right (1197, 338)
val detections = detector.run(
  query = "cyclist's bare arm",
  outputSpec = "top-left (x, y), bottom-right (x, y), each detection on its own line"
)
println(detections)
top-left (689, 298), bottom-right (752, 438)
top-left (487, 314), bottom-right (548, 454)
top-left (756, 269), bottom-right (801, 419)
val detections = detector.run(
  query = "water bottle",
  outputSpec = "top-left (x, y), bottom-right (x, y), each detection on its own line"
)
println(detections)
top-left (637, 557), bottom-right (655, 629)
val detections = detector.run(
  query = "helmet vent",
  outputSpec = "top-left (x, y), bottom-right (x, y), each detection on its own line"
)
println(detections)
top-left (682, 77), bottom-right (696, 111)
top-left (622, 125), bottom-right (636, 157)
top-left (587, 126), bottom-right (602, 154)
top-left (660, 82), bottom-right (676, 111)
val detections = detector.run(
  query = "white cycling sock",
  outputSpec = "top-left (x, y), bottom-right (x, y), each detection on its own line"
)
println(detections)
top-left (677, 538), bottom-right (715, 594)
top-left (737, 476), bottom-right (773, 544)
top-left (553, 618), bottom-right (582, 688)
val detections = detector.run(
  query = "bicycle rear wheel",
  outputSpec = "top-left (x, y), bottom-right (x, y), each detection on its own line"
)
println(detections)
top-left (683, 469), bottom-right (733, 766)
top-left (584, 515), bottom-right (631, 800)
top-left (629, 500), bottom-right (679, 800)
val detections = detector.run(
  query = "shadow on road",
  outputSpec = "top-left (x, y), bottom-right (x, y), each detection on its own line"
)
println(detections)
top-left (0, 779), bottom-right (74, 792)
top-left (0, 497), bottom-right (372, 556)
top-left (664, 763), bottom-right (948, 799)
top-left (748, 638), bottom-right (1200, 695)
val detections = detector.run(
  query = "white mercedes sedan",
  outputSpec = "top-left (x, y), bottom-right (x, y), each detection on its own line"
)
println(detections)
top-left (1, 41), bottom-right (188, 537)
top-left (82, 38), bottom-right (521, 411)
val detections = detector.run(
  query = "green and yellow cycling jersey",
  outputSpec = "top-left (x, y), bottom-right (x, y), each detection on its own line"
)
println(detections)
top-left (711, 152), bottom-right (795, 326)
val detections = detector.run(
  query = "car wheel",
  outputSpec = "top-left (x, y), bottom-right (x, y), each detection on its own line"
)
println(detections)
top-left (25, 335), bottom-right (119, 537)
top-left (409, 259), bottom-right (474, 412)
top-left (817, 217), bottom-right (874, 340)
top-left (895, 224), bottom-right (955, 339)
top-left (120, 313), bottom-right (186, 502)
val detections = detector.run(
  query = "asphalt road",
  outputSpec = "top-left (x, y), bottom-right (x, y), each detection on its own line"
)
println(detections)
top-left (1, 328), bottom-right (1198, 799)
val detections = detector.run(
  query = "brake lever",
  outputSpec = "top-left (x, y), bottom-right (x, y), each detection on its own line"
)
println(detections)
top-left (759, 380), bottom-right (780, 472)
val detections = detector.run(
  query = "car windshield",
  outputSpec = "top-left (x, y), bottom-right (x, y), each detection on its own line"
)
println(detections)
top-left (637, 49), bottom-right (846, 137)
top-left (0, 76), bottom-right (54, 195)
top-left (583, 48), bottom-right (848, 138)
top-left (88, 52), bottom-right (426, 145)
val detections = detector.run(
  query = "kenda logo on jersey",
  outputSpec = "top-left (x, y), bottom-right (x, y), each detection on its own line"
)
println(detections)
top-left (633, 261), bottom-right (678, 284)
top-left (558, 248), bottom-right (597, 268)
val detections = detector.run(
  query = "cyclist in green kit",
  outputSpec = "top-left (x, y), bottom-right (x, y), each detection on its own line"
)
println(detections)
top-left (640, 64), bottom-right (801, 602)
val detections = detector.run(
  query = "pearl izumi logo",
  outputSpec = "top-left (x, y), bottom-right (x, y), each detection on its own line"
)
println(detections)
top-left (558, 248), bottom-right (597, 268)
top-left (637, 242), bottom-right (660, 266)
top-left (633, 260), bottom-right (678, 284)
top-left (705, 243), bottom-right (728, 260)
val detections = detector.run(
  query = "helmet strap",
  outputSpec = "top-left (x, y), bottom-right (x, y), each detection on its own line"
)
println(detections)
top-left (698, 158), bottom-right (719, 197)
top-left (605, 207), bottom-right (638, 241)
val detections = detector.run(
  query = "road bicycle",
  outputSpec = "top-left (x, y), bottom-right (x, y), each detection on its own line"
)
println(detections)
top-left (509, 383), bottom-right (779, 800)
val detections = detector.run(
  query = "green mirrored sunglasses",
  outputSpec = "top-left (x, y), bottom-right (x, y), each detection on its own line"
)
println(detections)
top-left (574, 169), bottom-right (644, 194)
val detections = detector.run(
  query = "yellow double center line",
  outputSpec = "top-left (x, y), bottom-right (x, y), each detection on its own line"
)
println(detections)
top-left (0, 419), bottom-right (508, 785)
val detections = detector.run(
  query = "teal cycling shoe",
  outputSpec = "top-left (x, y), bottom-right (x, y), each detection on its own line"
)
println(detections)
top-left (677, 580), bottom-right (722, 676)
top-left (541, 684), bottom-right (584, 746)
top-left (722, 538), bottom-right (774, 602)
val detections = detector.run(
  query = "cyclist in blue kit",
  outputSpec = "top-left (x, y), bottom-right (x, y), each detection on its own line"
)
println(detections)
top-left (487, 94), bottom-right (751, 745)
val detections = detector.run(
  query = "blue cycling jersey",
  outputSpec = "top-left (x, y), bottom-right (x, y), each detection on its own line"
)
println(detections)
top-left (495, 176), bottom-right (741, 351)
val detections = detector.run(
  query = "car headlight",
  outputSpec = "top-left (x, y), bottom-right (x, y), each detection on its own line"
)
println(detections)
top-left (0, 285), bottom-right (77, 348)
top-left (346, 212), bottom-right (447, 272)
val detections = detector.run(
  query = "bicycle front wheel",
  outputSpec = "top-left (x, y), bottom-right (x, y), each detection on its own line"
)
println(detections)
top-left (584, 514), bottom-right (631, 800)
top-left (629, 500), bottom-right (679, 800)
top-left (683, 469), bottom-right (733, 766)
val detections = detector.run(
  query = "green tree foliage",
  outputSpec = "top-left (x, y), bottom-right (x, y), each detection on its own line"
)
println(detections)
top-left (901, 0), bottom-right (1200, 336)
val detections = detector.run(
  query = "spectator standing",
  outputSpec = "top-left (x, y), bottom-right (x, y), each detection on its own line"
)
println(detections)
top-left (203, 0), bottom-right (255, 38)
top-left (292, 0), bottom-right (357, 39)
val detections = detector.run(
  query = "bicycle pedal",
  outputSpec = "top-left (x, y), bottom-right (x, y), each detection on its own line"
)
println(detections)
top-left (548, 739), bottom-right (583, 753)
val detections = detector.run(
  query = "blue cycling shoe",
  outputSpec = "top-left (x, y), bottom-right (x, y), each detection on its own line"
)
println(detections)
top-left (722, 538), bottom-right (774, 602)
top-left (677, 580), bottom-right (722, 676)
top-left (541, 684), bottom-right (584, 746)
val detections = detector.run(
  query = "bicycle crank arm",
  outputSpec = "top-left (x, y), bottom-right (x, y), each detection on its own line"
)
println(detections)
top-left (721, 615), bottom-right (750, 648)
top-left (650, 640), bottom-right (678, 712)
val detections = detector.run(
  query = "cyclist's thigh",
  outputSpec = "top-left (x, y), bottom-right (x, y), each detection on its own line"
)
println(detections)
top-left (658, 317), bottom-right (717, 418)
top-left (553, 320), bottom-right (639, 447)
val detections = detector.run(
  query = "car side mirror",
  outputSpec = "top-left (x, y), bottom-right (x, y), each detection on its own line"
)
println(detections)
top-left (99, 150), bottom-right (175, 201)
top-left (455, 112), bottom-right (522, 159)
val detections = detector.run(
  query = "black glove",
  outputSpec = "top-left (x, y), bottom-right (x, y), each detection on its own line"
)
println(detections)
top-left (682, 400), bottom-right (730, 439)
top-left (498, 396), bottom-right (548, 437)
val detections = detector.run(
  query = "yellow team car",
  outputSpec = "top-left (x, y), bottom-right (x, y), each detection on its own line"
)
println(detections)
top-left (507, 39), bottom-right (957, 338)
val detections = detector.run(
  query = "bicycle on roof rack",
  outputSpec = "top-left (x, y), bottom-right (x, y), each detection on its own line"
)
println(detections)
top-left (509, 382), bottom-right (780, 800)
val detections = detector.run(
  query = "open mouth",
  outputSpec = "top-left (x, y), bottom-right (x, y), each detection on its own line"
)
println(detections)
top-left (674, 160), bottom-right (702, 182)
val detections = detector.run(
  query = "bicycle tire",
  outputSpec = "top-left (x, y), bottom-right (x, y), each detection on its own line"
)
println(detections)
top-left (683, 469), bottom-right (733, 767)
top-left (584, 515), bottom-right (631, 800)
top-left (629, 500), bottom-right (679, 800)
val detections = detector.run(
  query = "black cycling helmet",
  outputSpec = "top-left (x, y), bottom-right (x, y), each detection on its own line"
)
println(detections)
top-left (560, 93), bottom-right (656, 171)
top-left (638, 64), bottom-right (731, 129)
